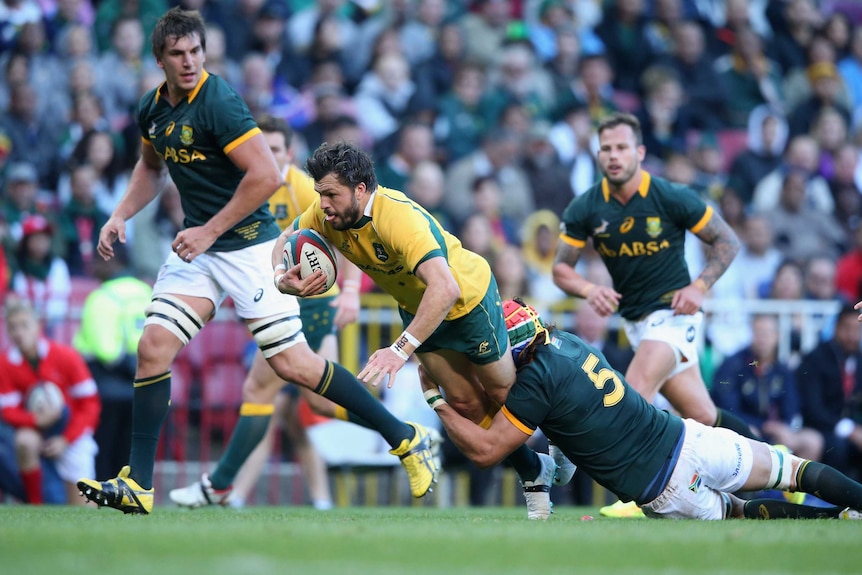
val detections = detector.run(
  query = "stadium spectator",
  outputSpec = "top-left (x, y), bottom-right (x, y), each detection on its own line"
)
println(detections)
top-left (404, 160), bottom-right (455, 233)
top-left (797, 304), bottom-right (862, 479)
top-left (788, 63), bottom-right (852, 138)
top-left (92, 0), bottom-right (166, 55)
top-left (12, 214), bottom-right (71, 332)
top-left (712, 314), bottom-right (824, 461)
top-left (0, 299), bottom-right (100, 504)
top-left (656, 19), bottom-right (727, 131)
top-left (593, 0), bottom-right (656, 96)
top-left (766, 170), bottom-right (844, 263)
top-left (548, 101), bottom-right (599, 199)
top-left (829, 143), bottom-right (862, 240)
top-left (1, 82), bottom-right (63, 189)
top-left (782, 34), bottom-right (852, 120)
top-left (752, 135), bottom-right (834, 215)
top-left (492, 243), bottom-right (530, 301)
top-left (433, 62), bottom-right (495, 165)
top-left (73, 243), bottom-right (149, 480)
top-left (57, 163), bottom-right (109, 277)
top-left (726, 105), bottom-right (788, 204)
top-left (634, 66), bottom-right (690, 163)
top-left (520, 209), bottom-right (566, 306)
top-left (443, 128), bottom-right (533, 229)
top-left (288, 0), bottom-right (357, 57)
top-left (2, 162), bottom-right (48, 243)
top-left (837, 221), bottom-right (862, 305)
top-left (520, 120), bottom-right (575, 215)
top-left (838, 23), bottom-right (862, 112)
top-left (418, 21), bottom-right (468, 101)
top-left (485, 42), bottom-right (556, 126)
top-left (460, 0), bottom-right (513, 68)
top-left (374, 122), bottom-right (435, 191)
top-left (553, 53), bottom-right (619, 126)
top-left (715, 25), bottom-right (783, 129)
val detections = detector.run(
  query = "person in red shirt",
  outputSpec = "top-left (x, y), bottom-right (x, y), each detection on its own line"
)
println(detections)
top-left (0, 299), bottom-right (100, 504)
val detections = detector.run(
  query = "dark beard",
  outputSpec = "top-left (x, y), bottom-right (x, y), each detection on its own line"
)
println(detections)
top-left (330, 200), bottom-right (363, 230)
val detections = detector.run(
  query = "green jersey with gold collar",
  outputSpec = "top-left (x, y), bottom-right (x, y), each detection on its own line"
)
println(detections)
top-left (559, 171), bottom-right (712, 320)
top-left (296, 186), bottom-right (490, 319)
top-left (502, 330), bottom-right (684, 503)
top-left (137, 70), bottom-right (280, 252)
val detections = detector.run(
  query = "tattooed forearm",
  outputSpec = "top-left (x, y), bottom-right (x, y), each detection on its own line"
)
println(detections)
top-left (695, 216), bottom-right (740, 288)
top-left (554, 240), bottom-right (583, 268)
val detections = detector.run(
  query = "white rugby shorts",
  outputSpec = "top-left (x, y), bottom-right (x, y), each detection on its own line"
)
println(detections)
top-left (152, 239), bottom-right (300, 319)
top-left (641, 419), bottom-right (753, 520)
top-left (622, 309), bottom-right (704, 377)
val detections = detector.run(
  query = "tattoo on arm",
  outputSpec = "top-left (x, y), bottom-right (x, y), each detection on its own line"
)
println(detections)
top-left (695, 216), bottom-right (740, 288)
top-left (554, 241), bottom-right (583, 268)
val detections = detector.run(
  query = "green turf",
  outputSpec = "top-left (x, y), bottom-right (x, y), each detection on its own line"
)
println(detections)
top-left (1, 506), bottom-right (860, 575)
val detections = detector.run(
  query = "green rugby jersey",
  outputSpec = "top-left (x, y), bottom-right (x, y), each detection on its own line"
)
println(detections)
top-left (137, 70), bottom-right (280, 251)
top-left (501, 330), bottom-right (684, 503)
top-left (560, 171), bottom-right (712, 320)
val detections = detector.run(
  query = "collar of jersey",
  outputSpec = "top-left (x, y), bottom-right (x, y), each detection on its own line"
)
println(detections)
top-left (348, 189), bottom-right (377, 228)
top-left (601, 170), bottom-right (651, 202)
top-left (154, 69), bottom-right (210, 105)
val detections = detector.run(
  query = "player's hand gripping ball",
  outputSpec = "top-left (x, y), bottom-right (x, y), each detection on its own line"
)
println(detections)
top-left (283, 229), bottom-right (338, 292)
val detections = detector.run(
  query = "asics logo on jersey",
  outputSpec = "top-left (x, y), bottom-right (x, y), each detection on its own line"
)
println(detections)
top-left (254, 288), bottom-right (264, 302)
top-left (686, 326), bottom-right (695, 342)
top-left (619, 217), bottom-right (635, 233)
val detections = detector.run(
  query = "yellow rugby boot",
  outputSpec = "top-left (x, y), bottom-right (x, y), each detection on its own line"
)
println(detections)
top-left (390, 422), bottom-right (438, 497)
top-left (78, 466), bottom-right (154, 515)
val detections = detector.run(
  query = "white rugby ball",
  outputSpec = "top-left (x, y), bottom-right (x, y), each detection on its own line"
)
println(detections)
top-left (283, 228), bottom-right (338, 292)
top-left (26, 381), bottom-right (65, 414)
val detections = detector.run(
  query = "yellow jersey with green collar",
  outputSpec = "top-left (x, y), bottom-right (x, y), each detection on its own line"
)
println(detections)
top-left (296, 186), bottom-right (490, 319)
top-left (559, 171), bottom-right (712, 320)
top-left (270, 165), bottom-right (339, 298)
top-left (137, 69), bottom-right (280, 252)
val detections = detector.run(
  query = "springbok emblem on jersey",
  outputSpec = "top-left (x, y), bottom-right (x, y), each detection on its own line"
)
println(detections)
top-left (180, 125), bottom-right (194, 146)
top-left (646, 217), bottom-right (662, 238)
top-left (593, 219), bottom-right (609, 235)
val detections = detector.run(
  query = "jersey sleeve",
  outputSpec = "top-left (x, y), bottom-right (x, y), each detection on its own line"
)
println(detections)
top-left (500, 368), bottom-right (551, 435)
top-left (665, 183), bottom-right (713, 233)
top-left (559, 194), bottom-right (591, 248)
top-left (378, 197), bottom-right (443, 273)
top-left (207, 82), bottom-right (260, 154)
top-left (57, 347), bottom-right (100, 443)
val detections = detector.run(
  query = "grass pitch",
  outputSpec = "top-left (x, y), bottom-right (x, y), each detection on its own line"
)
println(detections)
top-left (1, 505), bottom-right (860, 575)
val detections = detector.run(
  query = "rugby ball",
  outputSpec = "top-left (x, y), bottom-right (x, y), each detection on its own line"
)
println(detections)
top-left (26, 381), bottom-right (65, 414)
top-left (283, 228), bottom-right (338, 292)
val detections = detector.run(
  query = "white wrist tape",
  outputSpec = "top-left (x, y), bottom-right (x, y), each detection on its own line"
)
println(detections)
top-left (390, 330), bottom-right (421, 361)
top-left (274, 273), bottom-right (286, 289)
top-left (274, 263), bottom-right (287, 273)
top-left (389, 343), bottom-right (409, 361)
top-left (423, 389), bottom-right (447, 410)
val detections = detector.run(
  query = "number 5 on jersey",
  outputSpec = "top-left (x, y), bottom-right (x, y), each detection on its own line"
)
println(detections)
top-left (581, 353), bottom-right (625, 407)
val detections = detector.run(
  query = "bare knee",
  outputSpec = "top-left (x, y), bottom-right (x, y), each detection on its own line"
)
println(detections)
top-left (681, 403), bottom-right (718, 426)
top-left (267, 345), bottom-right (325, 390)
top-left (14, 429), bottom-right (42, 469)
top-left (137, 328), bottom-right (182, 375)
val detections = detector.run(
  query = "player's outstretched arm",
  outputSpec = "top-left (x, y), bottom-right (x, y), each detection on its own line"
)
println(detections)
top-left (98, 144), bottom-right (166, 260)
top-left (553, 241), bottom-right (620, 317)
top-left (359, 256), bottom-right (459, 389)
top-left (420, 366), bottom-right (527, 468)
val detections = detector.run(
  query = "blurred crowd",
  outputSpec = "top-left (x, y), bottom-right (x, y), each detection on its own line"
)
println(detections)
top-left (2, 0), bottom-right (862, 494)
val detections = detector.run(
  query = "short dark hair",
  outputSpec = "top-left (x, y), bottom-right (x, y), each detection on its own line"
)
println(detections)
top-left (306, 142), bottom-right (377, 192)
top-left (151, 7), bottom-right (207, 59)
top-left (597, 112), bottom-right (643, 146)
top-left (256, 114), bottom-right (293, 148)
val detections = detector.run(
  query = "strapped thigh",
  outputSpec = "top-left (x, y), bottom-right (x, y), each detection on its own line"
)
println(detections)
top-left (144, 294), bottom-right (205, 345)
